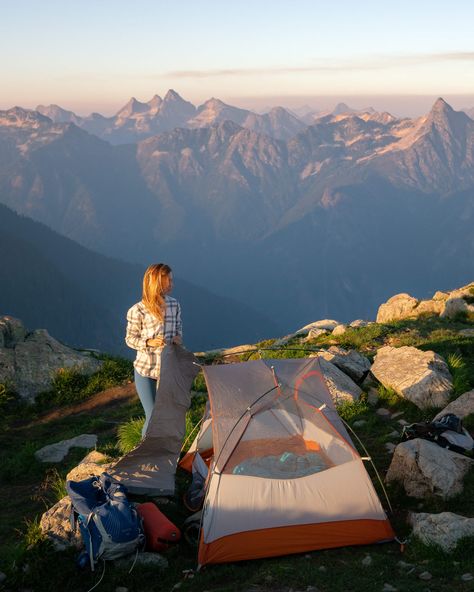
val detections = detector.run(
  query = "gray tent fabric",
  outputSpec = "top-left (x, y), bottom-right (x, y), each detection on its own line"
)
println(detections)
top-left (203, 357), bottom-right (354, 472)
top-left (111, 345), bottom-right (199, 495)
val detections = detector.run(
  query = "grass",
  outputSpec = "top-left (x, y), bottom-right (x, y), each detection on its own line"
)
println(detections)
top-left (117, 417), bottom-right (144, 454)
top-left (447, 352), bottom-right (471, 396)
top-left (35, 356), bottom-right (133, 409)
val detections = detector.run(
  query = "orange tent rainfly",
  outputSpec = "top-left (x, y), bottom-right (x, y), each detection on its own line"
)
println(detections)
top-left (180, 356), bottom-right (394, 566)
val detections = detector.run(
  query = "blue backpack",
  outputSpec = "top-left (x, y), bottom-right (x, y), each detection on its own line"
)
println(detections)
top-left (66, 472), bottom-right (145, 570)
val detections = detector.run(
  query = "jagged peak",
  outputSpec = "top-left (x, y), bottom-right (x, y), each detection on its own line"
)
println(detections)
top-left (164, 89), bottom-right (185, 102)
top-left (332, 102), bottom-right (353, 115)
top-left (148, 94), bottom-right (162, 106)
top-left (429, 97), bottom-right (453, 116)
top-left (425, 97), bottom-right (471, 129)
top-left (116, 97), bottom-right (148, 117)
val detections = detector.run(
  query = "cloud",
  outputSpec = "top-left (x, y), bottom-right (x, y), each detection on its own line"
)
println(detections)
top-left (164, 52), bottom-right (474, 79)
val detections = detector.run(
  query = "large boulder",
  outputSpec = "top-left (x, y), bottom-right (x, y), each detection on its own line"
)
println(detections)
top-left (40, 451), bottom-right (116, 550)
top-left (386, 439), bottom-right (474, 499)
top-left (0, 317), bottom-right (101, 401)
top-left (67, 450), bottom-right (114, 481)
top-left (433, 389), bottom-right (474, 422)
top-left (40, 496), bottom-right (82, 551)
top-left (376, 294), bottom-right (419, 323)
top-left (371, 346), bottom-right (453, 409)
top-left (409, 512), bottom-right (474, 552)
top-left (317, 358), bottom-right (362, 404)
top-left (317, 346), bottom-right (370, 383)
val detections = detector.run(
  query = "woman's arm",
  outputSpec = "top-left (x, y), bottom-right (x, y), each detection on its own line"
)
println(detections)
top-left (125, 306), bottom-right (149, 351)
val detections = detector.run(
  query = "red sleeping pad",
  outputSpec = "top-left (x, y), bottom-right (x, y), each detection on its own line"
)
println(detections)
top-left (137, 502), bottom-right (181, 552)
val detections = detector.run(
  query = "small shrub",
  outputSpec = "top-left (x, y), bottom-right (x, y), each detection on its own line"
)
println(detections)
top-left (22, 516), bottom-right (44, 548)
top-left (117, 417), bottom-right (144, 454)
top-left (377, 385), bottom-right (400, 407)
top-left (82, 357), bottom-right (133, 397)
top-left (192, 372), bottom-right (207, 393)
top-left (36, 356), bottom-right (134, 409)
top-left (36, 367), bottom-right (88, 407)
top-left (447, 352), bottom-right (471, 396)
top-left (45, 469), bottom-right (67, 502)
top-left (336, 399), bottom-right (369, 422)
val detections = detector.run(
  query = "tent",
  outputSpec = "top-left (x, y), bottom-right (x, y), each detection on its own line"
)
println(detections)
top-left (180, 356), bottom-right (394, 566)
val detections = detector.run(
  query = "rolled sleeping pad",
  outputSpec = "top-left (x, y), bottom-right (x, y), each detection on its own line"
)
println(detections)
top-left (136, 502), bottom-right (181, 552)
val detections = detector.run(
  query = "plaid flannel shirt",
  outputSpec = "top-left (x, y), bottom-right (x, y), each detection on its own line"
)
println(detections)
top-left (125, 296), bottom-right (182, 379)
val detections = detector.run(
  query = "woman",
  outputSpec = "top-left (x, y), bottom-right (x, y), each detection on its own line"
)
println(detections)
top-left (125, 263), bottom-right (182, 437)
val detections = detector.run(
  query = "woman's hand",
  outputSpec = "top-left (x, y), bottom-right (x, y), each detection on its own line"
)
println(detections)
top-left (146, 337), bottom-right (166, 348)
top-left (172, 335), bottom-right (182, 345)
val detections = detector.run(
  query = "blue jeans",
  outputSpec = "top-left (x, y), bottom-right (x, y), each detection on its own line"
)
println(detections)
top-left (134, 369), bottom-right (158, 437)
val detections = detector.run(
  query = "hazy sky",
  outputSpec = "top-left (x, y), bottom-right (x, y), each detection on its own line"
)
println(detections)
top-left (2, 0), bottom-right (474, 116)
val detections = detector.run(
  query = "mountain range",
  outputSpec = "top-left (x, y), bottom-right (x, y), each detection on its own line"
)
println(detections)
top-left (1, 93), bottom-right (474, 341)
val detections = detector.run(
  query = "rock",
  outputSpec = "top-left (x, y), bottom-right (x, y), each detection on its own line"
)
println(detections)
top-left (116, 587), bottom-right (129, 592)
top-left (433, 389), bottom-right (474, 422)
top-left (66, 450), bottom-right (113, 482)
top-left (376, 408), bottom-right (391, 418)
top-left (361, 555), bottom-right (372, 566)
top-left (440, 297), bottom-right (469, 319)
top-left (461, 574), bottom-right (474, 581)
top-left (318, 566), bottom-right (327, 572)
top-left (0, 318), bottom-right (102, 402)
top-left (367, 387), bottom-right (379, 405)
top-left (433, 291), bottom-right (449, 301)
top-left (115, 552), bottom-right (168, 570)
top-left (397, 419), bottom-right (409, 426)
top-left (376, 293), bottom-right (419, 323)
top-left (386, 439), bottom-right (474, 499)
top-left (418, 571), bottom-right (432, 580)
top-left (391, 411), bottom-right (404, 419)
top-left (409, 512), bottom-right (474, 552)
top-left (305, 328), bottom-right (328, 340)
top-left (317, 358), bottom-right (362, 404)
top-left (0, 316), bottom-right (27, 347)
top-left (316, 346), bottom-right (371, 382)
top-left (349, 319), bottom-right (370, 328)
top-left (371, 346), bottom-right (453, 409)
top-left (382, 584), bottom-right (397, 592)
top-left (397, 560), bottom-right (415, 570)
top-left (297, 320), bottom-right (339, 333)
top-left (40, 496), bottom-right (82, 550)
top-left (385, 443), bottom-right (396, 454)
top-left (221, 344), bottom-right (257, 357)
top-left (353, 420), bottom-right (367, 428)
top-left (332, 324), bottom-right (347, 336)
top-left (35, 434), bottom-right (98, 463)
top-left (459, 329), bottom-right (474, 336)
top-left (413, 299), bottom-right (445, 316)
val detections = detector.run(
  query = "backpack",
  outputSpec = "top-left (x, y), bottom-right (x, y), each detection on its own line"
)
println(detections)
top-left (402, 413), bottom-right (474, 456)
top-left (66, 472), bottom-right (145, 570)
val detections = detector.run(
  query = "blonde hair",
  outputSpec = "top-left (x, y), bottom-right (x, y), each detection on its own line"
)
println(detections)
top-left (142, 263), bottom-right (172, 321)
